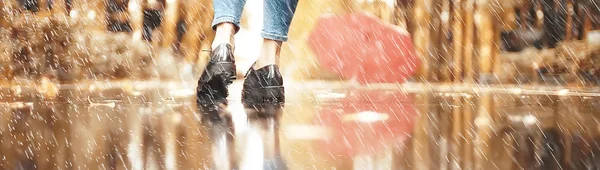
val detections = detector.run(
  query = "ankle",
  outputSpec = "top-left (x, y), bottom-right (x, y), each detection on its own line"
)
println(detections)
top-left (255, 39), bottom-right (282, 69)
top-left (212, 35), bottom-right (234, 50)
top-left (212, 23), bottom-right (236, 50)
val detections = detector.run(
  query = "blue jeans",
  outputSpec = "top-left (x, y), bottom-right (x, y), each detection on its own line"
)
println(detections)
top-left (212, 0), bottom-right (299, 42)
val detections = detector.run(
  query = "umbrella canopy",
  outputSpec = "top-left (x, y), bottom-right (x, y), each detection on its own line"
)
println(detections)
top-left (313, 89), bottom-right (419, 156)
top-left (308, 12), bottom-right (419, 84)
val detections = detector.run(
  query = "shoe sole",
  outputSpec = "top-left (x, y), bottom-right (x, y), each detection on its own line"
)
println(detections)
top-left (244, 104), bottom-right (284, 119)
top-left (242, 86), bottom-right (285, 118)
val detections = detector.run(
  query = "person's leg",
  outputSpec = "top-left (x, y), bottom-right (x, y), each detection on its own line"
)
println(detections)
top-left (254, 0), bottom-right (299, 69)
top-left (241, 0), bottom-right (298, 108)
top-left (211, 0), bottom-right (248, 50)
top-left (197, 0), bottom-right (247, 109)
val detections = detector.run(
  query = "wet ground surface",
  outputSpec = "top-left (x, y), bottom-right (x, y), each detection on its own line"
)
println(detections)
top-left (2, 80), bottom-right (600, 169)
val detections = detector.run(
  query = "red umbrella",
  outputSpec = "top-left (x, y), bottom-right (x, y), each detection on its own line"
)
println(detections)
top-left (313, 89), bottom-right (419, 156)
top-left (308, 12), bottom-right (419, 84)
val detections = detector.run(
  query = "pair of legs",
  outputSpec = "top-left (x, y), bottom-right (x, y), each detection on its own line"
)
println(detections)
top-left (211, 0), bottom-right (299, 69)
top-left (197, 0), bottom-right (298, 112)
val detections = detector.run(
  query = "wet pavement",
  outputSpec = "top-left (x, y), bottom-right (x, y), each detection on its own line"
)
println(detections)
top-left (2, 80), bottom-right (600, 169)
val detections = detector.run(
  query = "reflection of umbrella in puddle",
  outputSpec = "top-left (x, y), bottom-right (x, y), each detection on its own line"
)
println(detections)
top-left (308, 13), bottom-right (419, 84)
top-left (313, 90), bottom-right (419, 156)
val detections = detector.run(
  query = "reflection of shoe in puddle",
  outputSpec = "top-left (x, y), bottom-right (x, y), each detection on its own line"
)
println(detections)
top-left (262, 156), bottom-right (288, 170)
top-left (198, 102), bottom-right (231, 123)
top-left (196, 44), bottom-right (236, 117)
top-left (204, 113), bottom-right (236, 170)
top-left (242, 64), bottom-right (285, 117)
top-left (240, 116), bottom-right (288, 170)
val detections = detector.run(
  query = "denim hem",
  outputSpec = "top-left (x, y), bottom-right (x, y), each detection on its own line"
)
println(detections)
top-left (261, 31), bottom-right (288, 42)
top-left (211, 16), bottom-right (241, 32)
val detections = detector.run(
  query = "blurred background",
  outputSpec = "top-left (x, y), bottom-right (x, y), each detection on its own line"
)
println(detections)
top-left (3, 0), bottom-right (600, 169)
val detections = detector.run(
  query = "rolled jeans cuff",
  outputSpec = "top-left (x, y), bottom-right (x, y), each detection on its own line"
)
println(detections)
top-left (211, 16), bottom-right (241, 33)
top-left (261, 31), bottom-right (289, 42)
